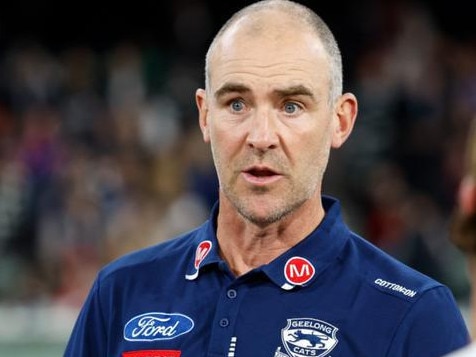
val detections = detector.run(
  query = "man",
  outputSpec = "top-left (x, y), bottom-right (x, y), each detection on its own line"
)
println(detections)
top-left (444, 118), bottom-right (476, 356)
top-left (64, 1), bottom-right (470, 356)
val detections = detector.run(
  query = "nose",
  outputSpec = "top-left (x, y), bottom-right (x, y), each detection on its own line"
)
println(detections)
top-left (246, 108), bottom-right (279, 152)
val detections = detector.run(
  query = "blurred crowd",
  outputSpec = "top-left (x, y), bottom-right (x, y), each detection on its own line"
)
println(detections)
top-left (0, 0), bottom-right (474, 310)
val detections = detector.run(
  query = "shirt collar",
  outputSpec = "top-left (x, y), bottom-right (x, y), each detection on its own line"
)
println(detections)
top-left (185, 202), bottom-right (222, 281)
top-left (185, 196), bottom-right (350, 290)
top-left (261, 196), bottom-right (350, 290)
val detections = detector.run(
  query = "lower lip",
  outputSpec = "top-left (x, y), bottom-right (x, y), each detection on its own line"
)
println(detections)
top-left (242, 172), bottom-right (283, 185)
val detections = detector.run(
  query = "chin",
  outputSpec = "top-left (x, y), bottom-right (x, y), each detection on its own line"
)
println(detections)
top-left (224, 188), bottom-right (309, 226)
top-left (237, 201), bottom-right (297, 227)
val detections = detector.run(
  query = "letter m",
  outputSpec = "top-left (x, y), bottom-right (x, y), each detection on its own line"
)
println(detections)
top-left (290, 263), bottom-right (310, 278)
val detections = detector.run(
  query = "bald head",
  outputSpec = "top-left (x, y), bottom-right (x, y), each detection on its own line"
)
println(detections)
top-left (205, 0), bottom-right (343, 103)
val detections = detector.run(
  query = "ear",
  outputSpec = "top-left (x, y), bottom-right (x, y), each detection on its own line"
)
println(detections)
top-left (195, 88), bottom-right (210, 143)
top-left (331, 92), bottom-right (358, 148)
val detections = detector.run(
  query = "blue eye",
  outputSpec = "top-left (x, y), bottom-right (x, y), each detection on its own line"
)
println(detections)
top-left (283, 102), bottom-right (300, 114)
top-left (230, 100), bottom-right (245, 112)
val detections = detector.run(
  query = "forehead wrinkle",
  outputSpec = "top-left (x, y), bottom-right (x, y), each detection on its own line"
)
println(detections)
top-left (211, 60), bottom-right (325, 88)
top-left (213, 81), bottom-right (320, 106)
top-left (217, 58), bottom-right (322, 71)
top-left (211, 64), bottom-right (325, 100)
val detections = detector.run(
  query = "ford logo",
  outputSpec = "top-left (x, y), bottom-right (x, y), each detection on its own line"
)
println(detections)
top-left (124, 312), bottom-right (194, 341)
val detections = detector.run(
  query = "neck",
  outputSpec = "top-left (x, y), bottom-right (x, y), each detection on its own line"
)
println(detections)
top-left (216, 196), bottom-right (325, 276)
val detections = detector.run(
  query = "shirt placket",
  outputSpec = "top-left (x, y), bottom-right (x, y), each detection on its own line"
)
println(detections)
top-left (207, 279), bottom-right (248, 357)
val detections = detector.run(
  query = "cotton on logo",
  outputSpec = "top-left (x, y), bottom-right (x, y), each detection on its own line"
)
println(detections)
top-left (284, 257), bottom-right (315, 285)
top-left (194, 241), bottom-right (212, 269)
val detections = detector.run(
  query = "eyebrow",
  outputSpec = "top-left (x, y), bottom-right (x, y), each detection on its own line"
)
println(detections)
top-left (214, 82), bottom-right (251, 99)
top-left (273, 85), bottom-right (315, 100)
top-left (213, 83), bottom-right (316, 101)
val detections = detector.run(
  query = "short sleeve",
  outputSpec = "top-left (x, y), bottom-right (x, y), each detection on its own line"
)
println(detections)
top-left (387, 285), bottom-right (470, 357)
top-left (64, 277), bottom-right (107, 357)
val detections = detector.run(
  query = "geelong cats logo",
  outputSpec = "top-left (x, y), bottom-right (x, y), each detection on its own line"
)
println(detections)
top-left (281, 318), bottom-right (338, 357)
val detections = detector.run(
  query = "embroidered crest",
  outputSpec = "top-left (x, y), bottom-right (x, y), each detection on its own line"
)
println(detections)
top-left (281, 318), bottom-right (338, 357)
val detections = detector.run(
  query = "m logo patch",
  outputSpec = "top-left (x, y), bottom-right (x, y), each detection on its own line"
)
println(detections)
top-left (281, 318), bottom-right (338, 357)
top-left (284, 257), bottom-right (315, 285)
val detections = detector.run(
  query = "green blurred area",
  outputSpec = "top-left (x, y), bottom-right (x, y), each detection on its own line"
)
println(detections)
top-left (0, 342), bottom-right (66, 357)
top-left (0, 304), bottom-right (75, 357)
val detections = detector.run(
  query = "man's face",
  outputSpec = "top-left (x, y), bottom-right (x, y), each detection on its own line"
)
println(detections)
top-left (197, 18), bottom-right (339, 226)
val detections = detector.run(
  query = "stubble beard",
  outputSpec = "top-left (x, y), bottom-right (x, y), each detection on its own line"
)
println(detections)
top-left (221, 170), bottom-right (322, 228)
top-left (213, 143), bottom-right (330, 228)
top-left (233, 192), bottom-right (310, 227)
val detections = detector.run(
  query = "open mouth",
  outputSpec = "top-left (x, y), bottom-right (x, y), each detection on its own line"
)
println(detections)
top-left (246, 167), bottom-right (277, 177)
top-left (242, 166), bottom-right (282, 185)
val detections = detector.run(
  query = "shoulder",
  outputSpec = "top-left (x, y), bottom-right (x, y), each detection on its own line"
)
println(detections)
top-left (344, 232), bottom-right (469, 351)
top-left (346, 231), bottom-right (442, 301)
top-left (97, 224), bottom-right (205, 284)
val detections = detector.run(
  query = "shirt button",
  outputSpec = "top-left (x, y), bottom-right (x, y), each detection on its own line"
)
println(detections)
top-left (219, 318), bottom-right (229, 327)
top-left (227, 289), bottom-right (237, 299)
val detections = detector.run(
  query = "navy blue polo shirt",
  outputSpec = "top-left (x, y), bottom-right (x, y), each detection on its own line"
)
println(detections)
top-left (64, 196), bottom-right (470, 357)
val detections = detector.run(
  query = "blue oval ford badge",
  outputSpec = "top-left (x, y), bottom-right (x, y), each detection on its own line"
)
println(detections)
top-left (124, 312), bottom-right (194, 341)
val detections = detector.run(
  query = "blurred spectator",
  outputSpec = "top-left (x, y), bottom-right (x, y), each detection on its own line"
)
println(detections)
top-left (0, 0), bottom-right (472, 316)
top-left (450, 118), bottom-right (476, 336)
top-left (444, 117), bottom-right (476, 354)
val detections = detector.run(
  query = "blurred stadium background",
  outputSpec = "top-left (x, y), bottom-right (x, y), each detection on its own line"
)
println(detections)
top-left (0, 0), bottom-right (474, 355)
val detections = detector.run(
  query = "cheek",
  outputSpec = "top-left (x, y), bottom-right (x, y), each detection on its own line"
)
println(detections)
top-left (209, 119), bottom-right (246, 155)
top-left (298, 126), bottom-right (332, 158)
top-left (210, 127), bottom-right (229, 153)
top-left (296, 132), bottom-right (333, 180)
top-left (209, 128), bottom-right (238, 174)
